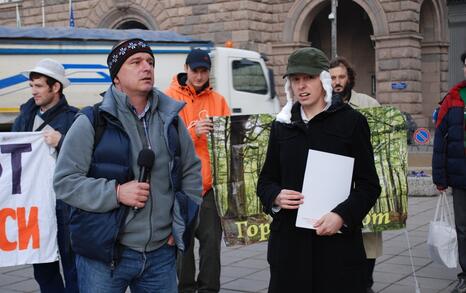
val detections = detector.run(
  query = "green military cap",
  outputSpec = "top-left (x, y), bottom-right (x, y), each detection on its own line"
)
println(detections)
top-left (284, 47), bottom-right (329, 77)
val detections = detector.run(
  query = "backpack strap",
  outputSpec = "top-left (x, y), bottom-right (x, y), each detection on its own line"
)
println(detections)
top-left (92, 103), bottom-right (106, 149)
top-left (172, 116), bottom-right (181, 157)
top-left (35, 106), bottom-right (68, 131)
top-left (168, 116), bottom-right (182, 192)
top-left (79, 102), bottom-right (105, 149)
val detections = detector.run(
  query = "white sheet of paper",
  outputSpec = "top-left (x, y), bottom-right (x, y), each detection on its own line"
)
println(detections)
top-left (296, 149), bottom-right (354, 230)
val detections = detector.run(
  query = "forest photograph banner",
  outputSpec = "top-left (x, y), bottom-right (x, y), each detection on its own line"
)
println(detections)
top-left (358, 106), bottom-right (408, 232)
top-left (209, 106), bottom-right (408, 246)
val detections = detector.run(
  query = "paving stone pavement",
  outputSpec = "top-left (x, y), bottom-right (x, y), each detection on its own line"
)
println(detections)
top-left (0, 196), bottom-right (461, 293)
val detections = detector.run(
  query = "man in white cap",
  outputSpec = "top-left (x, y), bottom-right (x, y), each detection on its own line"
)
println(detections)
top-left (12, 58), bottom-right (78, 293)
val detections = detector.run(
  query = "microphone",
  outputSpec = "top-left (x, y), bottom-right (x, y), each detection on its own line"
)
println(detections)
top-left (134, 148), bottom-right (154, 211)
top-left (138, 148), bottom-right (155, 183)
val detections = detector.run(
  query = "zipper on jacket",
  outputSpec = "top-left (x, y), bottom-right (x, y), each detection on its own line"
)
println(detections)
top-left (110, 260), bottom-right (115, 277)
top-left (109, 206), bottom-right (129, 276)
top-left (141, 115), bottom-right (174, 252)
top-left (96, 104), bottom-right (134, 275)
top-left (143, 189), bottom-right (154, 253)
top-left (142, 117), bottom-right (176, 252)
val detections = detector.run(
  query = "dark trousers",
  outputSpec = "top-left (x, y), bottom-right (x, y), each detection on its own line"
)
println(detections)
top-left (453, 188), bottom-right (466, 278)
top-left (267, 228), bottom-right (366, 293)
top-left (33, 201), bottom-right (78, 293)
top-left (178, 189), bottom-right (223, 293)
top-left (366, 258), bottom-right (376, 288)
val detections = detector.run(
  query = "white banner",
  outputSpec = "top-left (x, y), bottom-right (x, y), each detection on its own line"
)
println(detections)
top-left (0, 132), bottom-right (58, 267)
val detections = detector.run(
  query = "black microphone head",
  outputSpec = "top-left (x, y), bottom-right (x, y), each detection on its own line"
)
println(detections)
top-left (137, 149), bottom-right (155, 169)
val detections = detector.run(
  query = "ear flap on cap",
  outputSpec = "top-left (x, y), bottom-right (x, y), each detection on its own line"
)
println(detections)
top-left (276, 77), bottom-right (293, 124)
top-left (276, 71), bottom-right (333, 124)
top-left (320, 71), bottom-right (333, 105)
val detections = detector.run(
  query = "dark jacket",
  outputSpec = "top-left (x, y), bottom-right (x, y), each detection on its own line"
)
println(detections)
top-left (54, 87), bottom-right (202, 266)
top-left (12, 95), bottom-right (78, 152)
top-left (67, 104), bottom-right (133, 265)
top-left (432, 80), bottom-right (466, 189)
top-left (257, 101), bottom-right (380, 293)
top-left (67, 103), bottom-right (197, 265)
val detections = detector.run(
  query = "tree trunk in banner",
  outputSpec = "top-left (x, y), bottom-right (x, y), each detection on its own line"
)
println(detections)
top-left (225, 115), bottom-right (250, 218)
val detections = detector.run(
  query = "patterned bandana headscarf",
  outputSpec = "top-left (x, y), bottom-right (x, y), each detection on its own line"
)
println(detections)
top-left (107, 38), bottom-right (154, 82)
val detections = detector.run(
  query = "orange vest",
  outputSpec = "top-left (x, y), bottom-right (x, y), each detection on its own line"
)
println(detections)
top-left (166, 74), bottom-right (230, 195)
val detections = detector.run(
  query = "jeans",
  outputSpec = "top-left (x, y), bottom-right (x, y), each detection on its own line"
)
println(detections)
top-left (76, 244), bottom-right (177, 293)
top-left (178, 189), bottom-right (222, 293)
top-left (453, 188), bottom-right (466, 278)
top-left (33, 200), bottom-right (78, 293)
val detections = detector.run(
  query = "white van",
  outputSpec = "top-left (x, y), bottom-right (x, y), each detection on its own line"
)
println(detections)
top-left (0, 26), bottom-right (279, 128)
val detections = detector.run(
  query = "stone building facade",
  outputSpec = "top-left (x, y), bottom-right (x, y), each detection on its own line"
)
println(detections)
top-left (0, 0), bottom-right (450, 128)
top-left (448, 0), bottom-right (466, 87)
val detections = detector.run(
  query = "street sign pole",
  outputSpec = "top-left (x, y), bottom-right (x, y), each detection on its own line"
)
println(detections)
top-left (330, 0), bottom-right (338, 58)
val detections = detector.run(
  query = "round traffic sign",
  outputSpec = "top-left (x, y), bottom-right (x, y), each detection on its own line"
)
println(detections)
top-left (413, 128), bottom-right (431, 145)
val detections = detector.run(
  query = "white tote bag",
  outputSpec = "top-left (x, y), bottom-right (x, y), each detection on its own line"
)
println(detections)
top-left (427, 191), bottom-right (458, 268)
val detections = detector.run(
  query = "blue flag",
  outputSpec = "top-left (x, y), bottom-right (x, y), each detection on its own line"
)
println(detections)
top-left (69, 1), bottom-right (75, 27)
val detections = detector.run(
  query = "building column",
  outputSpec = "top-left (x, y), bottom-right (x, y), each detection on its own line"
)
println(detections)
top-left (373, 33), bottom-right (426, 127)
top-left (420, 41), bottom-right (449, 129)
top-left (448, 1), bottom-right (466, 87)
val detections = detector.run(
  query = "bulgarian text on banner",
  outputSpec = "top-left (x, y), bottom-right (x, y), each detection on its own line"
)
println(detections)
top-left (0, 132), bottom-right (58, 267)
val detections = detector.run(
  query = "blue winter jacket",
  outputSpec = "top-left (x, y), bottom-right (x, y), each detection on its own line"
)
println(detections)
top-left (67, 104), bottom-right (133, 265)
top-left (432, 80), bottom-right (466, 189)
top-left (12, 95), bottom-right (78, 151)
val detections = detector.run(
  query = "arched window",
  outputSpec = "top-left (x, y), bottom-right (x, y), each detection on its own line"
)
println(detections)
top-left (116, 20), bottom-right (148, 30)
top-left (308, 1), bottom-right (374, 96)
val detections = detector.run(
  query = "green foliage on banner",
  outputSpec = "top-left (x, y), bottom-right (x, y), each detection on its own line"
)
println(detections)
top-left (209, 106), bottom-right (409, 246)
top-left (358, 106), bottom-right (408, 232)
top-left (209, 114), bottom-right (274, 245)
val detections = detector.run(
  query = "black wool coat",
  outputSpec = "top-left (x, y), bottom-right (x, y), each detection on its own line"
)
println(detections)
top-left (257, 101), bottom-right (381, 293)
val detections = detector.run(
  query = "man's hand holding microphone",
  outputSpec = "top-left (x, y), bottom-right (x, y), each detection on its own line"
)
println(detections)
top-left (116, 149), bottom-right (154, 210)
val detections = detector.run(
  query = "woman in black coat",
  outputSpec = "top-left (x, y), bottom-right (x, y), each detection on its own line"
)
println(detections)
top-left (257, 47), bottom-right (381, 293)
